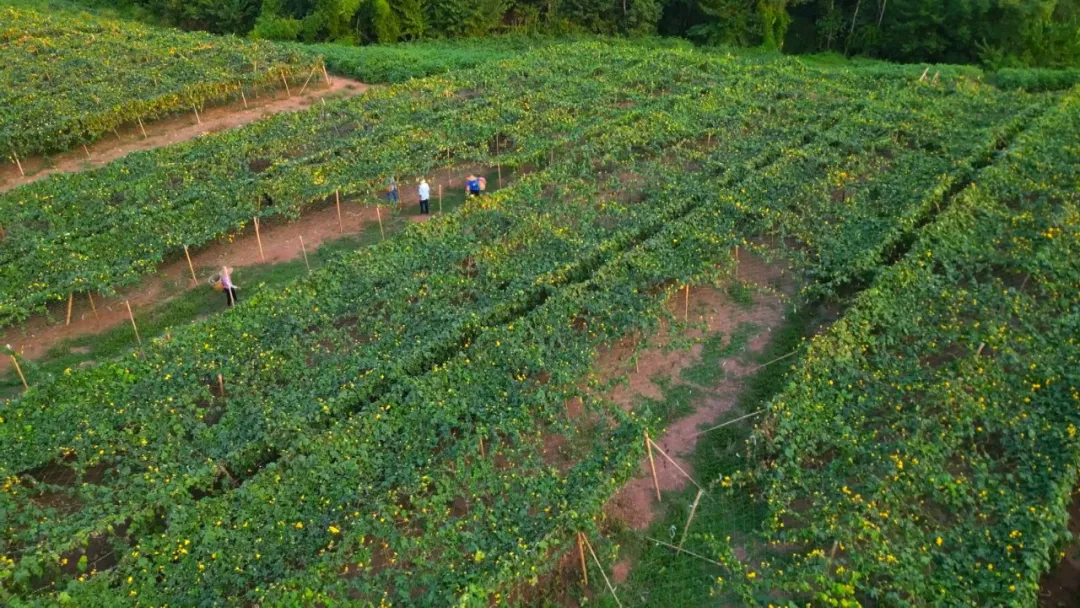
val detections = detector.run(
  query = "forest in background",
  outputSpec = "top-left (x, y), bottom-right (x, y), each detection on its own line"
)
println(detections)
top-left (60, 0), bottom-right (1079, 68)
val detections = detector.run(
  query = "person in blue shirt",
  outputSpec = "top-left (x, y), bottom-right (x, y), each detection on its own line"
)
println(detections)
top-left (386, 176), bottom-right (399, 204)
top-left (466, 174), bottom-right (481, 197)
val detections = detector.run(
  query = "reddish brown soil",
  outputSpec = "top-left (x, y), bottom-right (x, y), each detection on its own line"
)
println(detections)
top-left (0, 76), bottom-right (369, 192)
top-left (601, 253), bottom-right (797, 531)
top-left (1040, 490), bottom-right (1080, 607)
top-left (0, 165), bottom-right (498, 375)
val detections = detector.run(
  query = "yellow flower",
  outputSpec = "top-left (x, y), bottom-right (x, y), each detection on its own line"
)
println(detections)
top-left (936, 537), bottom-right (943, 546)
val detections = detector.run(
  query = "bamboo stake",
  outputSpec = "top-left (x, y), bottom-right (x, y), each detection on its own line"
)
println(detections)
top-left (83, 144), bottom-right (91, 159)
top-left (693, 410), bottom-right (765, 438)
top-left (735, 245), bottom-right (739, 280)
top-left (298, 66), bottom-right (317, 96)
top-left (976, 342), bottom-right (986, 357)
top-left (113, 128), bottom-right (122, 140)
top-left (321, 61), bottom-right (332, 87)
top-left (645, 430), bottom-right (661, 502)
top-left (446, 149), bottom-right (452, 185)
top-left (577, 532), bottom-right (589, 586)
top-left (65, 293), bottom-right (73, 326)
top-left (125, 300), bottom-right (141, 345)
top-left (299, 235), bottom-right (310, 272)
top-left (280, 69), bottom-right (291, 97)
top-left (183, 245), bottom-right (197, 285)
top-left (253, 217), bottom-right (265, 262)
top-left (438, 184), bottom-right (443, 214)
top-left (217, 373), bottom-right (225, 397)
top-left (684, 284), bottom-right (690, 320)
top-left (582, 535), bottom-right (622, 608)
top-left (9, 353), bottom-right (28, 391)
top-left (335, 190), bottom-right (343, 234)
top-left (11, 151), bottom-right (24, 177)
top-left (678, 489), bottom-right (704, 549)
top-left (192, 104), bottom-right (201, 124)
top-left (87, 292), bottom-right (99, 321)
top-left (648, 438), bottom-right (706, 495)
top-left (479, 436), bottom-right (486, 459)
top-left (136, 116), bottom-right (147, 138)
top-left (239, 83), bottom-right (248, 108)
top-left (498, 163), bottom-right (502, 188)
top-left (376, 205), bottom-right (385, 240)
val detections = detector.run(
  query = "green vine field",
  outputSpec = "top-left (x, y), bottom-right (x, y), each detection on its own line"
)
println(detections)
top-left (708, 90), bottom-right (1080, 606)
top-left (0, 1), bottom-right (318, 158)
top-left (4, 34), bottom-right (1075, 605)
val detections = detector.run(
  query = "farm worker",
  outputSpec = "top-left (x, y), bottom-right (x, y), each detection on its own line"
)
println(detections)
top-left (221, 266), bottom-right (238, 307)
top-left (386, 176), bottom-right (399, 204)
top-left (466, 174), bottom-right (481, 197)
top-left (418, 178), bottom-right (431, 215)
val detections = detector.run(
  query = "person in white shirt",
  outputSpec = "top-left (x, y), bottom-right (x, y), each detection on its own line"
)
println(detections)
top-left (418, 178), bottom-right (431, 215)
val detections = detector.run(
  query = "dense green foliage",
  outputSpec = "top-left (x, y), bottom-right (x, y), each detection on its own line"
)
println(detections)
top-left (304, 35), bottom-right (559, 82)
top-left (996, 66), bottom-right (1080, 91)
top-left (707, 90), bottom-right (1080, 605)
top-left (4, 36), bottom-right (1069, 604)
top-left (63, 0), bottom-right (1080, 67)
top-left (0, 1), bottom-right (317, 157)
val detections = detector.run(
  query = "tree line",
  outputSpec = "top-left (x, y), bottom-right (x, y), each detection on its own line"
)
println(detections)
top-left (70, 0), bottom-right (1080, 67)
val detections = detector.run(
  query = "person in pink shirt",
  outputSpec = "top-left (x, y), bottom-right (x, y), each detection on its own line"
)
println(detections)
top-left (221, 266), bottom-right (238, 307)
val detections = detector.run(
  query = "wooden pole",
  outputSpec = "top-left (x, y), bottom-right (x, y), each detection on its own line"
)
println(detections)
top-left (446, 149), bottom-right (452, 186)
top-left (298, 66), bottom-right (317, 96)
top-left (645, 430), bottom-right (661, 502)
top-left (193, 104), bottom-right (201, 124)
top-left (280, 69), bottom-right (291, 97)
top-left (438, 184), bottom-right (443, 214)
top-left (577, 532), bottom-right (589, 586)
top-left (113, 128), bottom-right (122, 141)
top-left (239, 83), bottom-right (248, 108)
top-left (83, 144), bottom-right (91, 159)
top-left (183, 245), bottom-right (197, 285)
top-left (217, 373), bottom-right (225, 397)
top-left (299, 235), bottom-right (310, 272)
top-left (649, 438), bottom-right (706, 494)
top-left (479, 436), bottom-right (486, 459)
top-left (12, 151), bottom-right (24, 177)
top-left (498, 163), bottom-right (502, 188)
top-left (684, 284), bottom-right (690, 320)
top-left (125, 300), bottom-right (141, 345)
top-left (321, 61), bottom-right (332, 87)
top-left (678, 489), bottom-right (704, 549)
top-left (137, 116), bottom-right (147, 138)
top-left (335, 190), bottom-right (344, 234)
top-left (9, 354), bottom-right (28, 391)
top-left (65, 293), bottom-right (73, 326)
top-left (734, 245), bottom-right (739, 280)
top-left (87, 292), bottom-right (99, 321)
top-left (976, 342), bottom-right (986, 357)
top-left (253, 217), bottom-right (265, 263)
top-left (582, 535), bottom-right (623, 608)
top-left (376, 205), bottom-right (385, 240)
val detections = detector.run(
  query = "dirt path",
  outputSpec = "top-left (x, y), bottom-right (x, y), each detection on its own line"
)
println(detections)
top-left (0, 165), bottom-right (496, 375)
top-left (599, 253), bottom-right (796, 535)
top-left (0, 76), bottom-right (370, 192)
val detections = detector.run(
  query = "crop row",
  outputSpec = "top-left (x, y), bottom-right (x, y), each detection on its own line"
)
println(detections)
top-left (714, 90), bottom-right (1080, 605)
top-left (0, 41), bottom-right (1033, 327)
top-left (0, 2), bottom-right (316, 158)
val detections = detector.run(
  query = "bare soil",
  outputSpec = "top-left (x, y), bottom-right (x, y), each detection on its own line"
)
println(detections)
top-left (0, 165), bottom-right (496, 375)
top-left (1040, 489), bottom-right (1080, 607)
top-left (0, 76), bottom-right (370, 192)
top-left (601, 253), bottom-right (796, 531)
